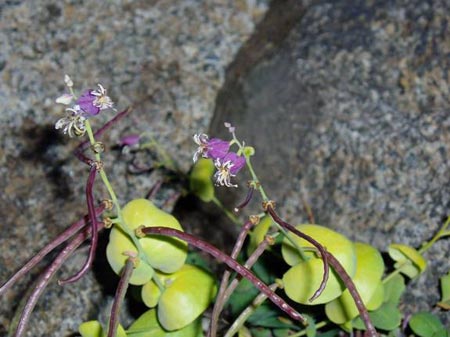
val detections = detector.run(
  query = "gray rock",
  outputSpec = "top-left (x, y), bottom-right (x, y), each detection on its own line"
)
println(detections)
top-left (211, 0), bottom-right (450, 324)
top-left (0, 0), bottom-right (268, 336)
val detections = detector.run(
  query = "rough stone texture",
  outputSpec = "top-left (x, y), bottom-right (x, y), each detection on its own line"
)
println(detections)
top-left (0, 1), bottom-right (268, 336)
top-left (212, 0), bottom-right (450, 324)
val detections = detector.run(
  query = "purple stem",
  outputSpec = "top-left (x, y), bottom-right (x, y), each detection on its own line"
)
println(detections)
top-left (59, 166), bottom-right (98, 285)
top-left (107, 258), bottom-right (134, 337)
top-left (209, 220), bottom-right (254, 337)
top-left (221, 236), bottom-right (272, 305)
top-left (325, 252), bottom-right (378, 337)
top-left (14, 221), bottom-right (104, 337)
top-left (234, 187), bottom-right (254, 213)
top-left (268, 206), bottom-right (377, 336)
top-left (266, 205), bottom-right (329, 302)
top-left (140, 226), bottom-right (307, 325)
top-left (0, 204), bottom-right (106, 296)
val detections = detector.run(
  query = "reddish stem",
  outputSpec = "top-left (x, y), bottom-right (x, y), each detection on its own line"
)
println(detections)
top-left (59, 165), bottom-right (98, 285)
top-left (14, 221), bottom-right (104, 337)
top-left (234, 186), bottom-right (254, 212)
top-left (0, 203), bottom-right (106, 296)
top-left (325, 252), bottom-right (378, 337)
top-left (107, 258), bottom-right (134, 337)
top-left (140, 226), bottom-right (307, 325)
top-left (209, 220), bottom-right (254, 337)
top-left (266, 205), bottom-right (329, 302)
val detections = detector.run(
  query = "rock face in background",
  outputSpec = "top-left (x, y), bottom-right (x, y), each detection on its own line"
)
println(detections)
top-left (212, 0), bottom-right (450, 322)
top-left (0, 1), bottom-right (268, 336)
top-left (1, 0), bottom-right (450, 334)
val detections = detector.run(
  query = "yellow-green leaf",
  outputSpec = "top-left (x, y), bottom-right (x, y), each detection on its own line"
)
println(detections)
top-left (325, 242), bottom-right (385, 324)
top-left (158, 264), bottom-right (217, 330)
top-left (79, 321), bottom-right (127, 337)
top-left (438, 272), bottom-right (450, 310)
top-left (388, 244), bottom-right (426, 278)
top-left (282, 225), bottom-right (356, 305)
top-left (141, 279), bottom-right (161, 308)
top-left (247, 216), bottom-right (274, 255)
top-left (127, 309), bottom-right (202, 337)
top-left (189, 158), bottom-right (215, 202)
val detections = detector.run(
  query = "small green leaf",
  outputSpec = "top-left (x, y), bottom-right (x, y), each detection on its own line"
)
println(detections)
top-left (282, 225), bottom-right (356, 305)
top-left (246, 303), bottom-right (299, 330)
top-left (325, 242), bottom-right (385, 324)
top-left (158, 264), bottom-right (216, 330)
top-left (409, 312), bottom-right (445, 337)
top-left (190, 158), bottom-right (215, 202)
top-left (431, 330), bottom-right (449, 337)
top-left (247, 216), bottom-right (274, 255)
top-left (127, 309), bottom-right (202, 337)
top-left (388, 244), bottom-right (426, 279)
top-left (438, 271), bottom-right (450, 310)
top-left (79, 321), bottom-right (127, 337)
top-left (79, 321), bottom-right (103, 337)
top-left (383, 274), bottom-right (405, 305)
top-left (352, 302), bottom-right (401, 331)
top-left (305, 315), bottom-right (317, 337)
top-left (273, 328), bottom-right (291, 337)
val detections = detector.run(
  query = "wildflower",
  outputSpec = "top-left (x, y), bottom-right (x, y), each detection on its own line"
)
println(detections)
top-left (91, 84), bottom-right (114, 110)
top-left (55, 106), bottom-right (87, 137)
top-left (75, 84), bottom-right (114, 116)
top-left (213, 152), bottom-right (245, 187)
top-left (118, 134), bottom-right (140, 147)
top-left (118, 134), bottom-right (140, 155)
top-left (193, 133), bottom-right (230, 163)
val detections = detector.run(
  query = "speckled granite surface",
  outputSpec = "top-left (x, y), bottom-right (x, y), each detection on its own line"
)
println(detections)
top-left (2, 0), bottom-right (450, 335)
top-left (0, 1), bottom-right (268, 336)
top-left (212, 0), bottom-right (450, 324)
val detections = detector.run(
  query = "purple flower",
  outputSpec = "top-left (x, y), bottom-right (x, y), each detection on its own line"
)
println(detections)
top-left (76, 90), bottom-right (100, 116)
top-left (75, 84), bottom-right (114, 116)
top-left (214, 152), bottom-right (245, 187)
top-left (193, 133), bottom-right (230, 163)
top-left (118, 134), bottom-right (140, 147)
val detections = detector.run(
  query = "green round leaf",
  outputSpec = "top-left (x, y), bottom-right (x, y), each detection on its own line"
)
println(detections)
top-left (388, 243), bottom-right (426, 278)
top-left (325, 242), bottom-right (385, 323)
top-left (189, 158), bottom-right (215, 202)
top-left (409, 312), bottom-right (445, 337)
top-left (79, 320), bottom-right (127, 337)
top-left (247, 216), bottom-right (274, 255)
top-left (79, 321), bottom-right (103, 337)
top-left (106, 227), bottom-right (154, 285)
top-left (123, 199), bottom-right (187, 273)
top-left (127, 309), bottom-right (202, 337)
top-left (107, 199), bottom-right (188, 284)
top-left (282, 225), bottom-right (356, 305)
top-left (352, 301), bottom-right (401, 331)
top-left (141, 279), bottom-right (161, 308)
top-left (383, 274), bottom-right (405, 305)
top-left (158, 264), bottom-right (217, 330)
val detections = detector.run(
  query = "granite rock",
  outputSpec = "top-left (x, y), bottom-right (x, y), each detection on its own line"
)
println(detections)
top-left (0, 1), bottom-right (268, 336)
top-left (211, 0), bottom-right (450, 324)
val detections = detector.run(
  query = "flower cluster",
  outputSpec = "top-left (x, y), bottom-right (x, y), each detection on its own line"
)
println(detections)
top-left (55, 75), bottom-right (114, 137)
top-left (193, 133), bottom-right (245, 187)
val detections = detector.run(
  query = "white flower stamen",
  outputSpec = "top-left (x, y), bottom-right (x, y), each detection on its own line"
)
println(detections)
top-left (214, 158), bottom-right (237, 188)
top-left (91, 83), bottom-right (114, 110)
top-left (193, 133), bottom-right (209, 163)
top-left (55, 114), bottom-right (87, 138)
